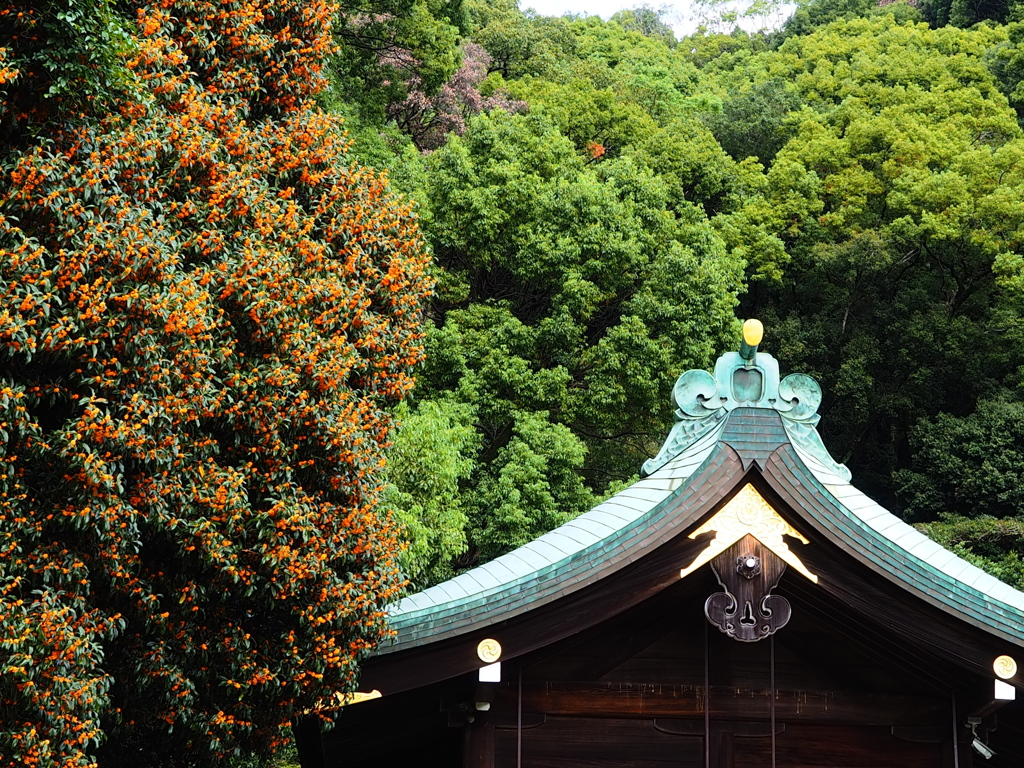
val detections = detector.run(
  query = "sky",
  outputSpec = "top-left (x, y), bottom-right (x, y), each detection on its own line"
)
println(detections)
top-left (519, 0), bottom-right (699, 34)
top-left (517, 0), bottom-right (794, 35)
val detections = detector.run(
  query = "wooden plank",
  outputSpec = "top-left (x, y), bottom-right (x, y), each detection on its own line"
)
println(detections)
top-left (493, 716), bottom-right (703, 768)
top-left (492, 682), bottom-right (943, 725)
top-left (766, 724), bottom-right (943, 768)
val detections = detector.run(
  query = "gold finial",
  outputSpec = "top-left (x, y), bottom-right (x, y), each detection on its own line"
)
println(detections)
top-left (740, 319), bottom-right (763, 360)
top-left (742, 319), bottom-right (764, 346)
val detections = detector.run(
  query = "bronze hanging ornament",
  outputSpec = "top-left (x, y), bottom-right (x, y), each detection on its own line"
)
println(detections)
top-left (705, 535), bottom-right (792, 642)
top-left (680, 483), bottom-right (817, 642)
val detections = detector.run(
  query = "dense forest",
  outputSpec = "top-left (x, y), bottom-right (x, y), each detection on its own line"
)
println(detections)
top-left (328, 0), bottom-right (1024, 590)
top-left (2, 0), bottom-right (1024, 765)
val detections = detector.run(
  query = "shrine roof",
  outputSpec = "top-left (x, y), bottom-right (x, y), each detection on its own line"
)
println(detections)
top-left (381, 322), bottom-right (1024, 655)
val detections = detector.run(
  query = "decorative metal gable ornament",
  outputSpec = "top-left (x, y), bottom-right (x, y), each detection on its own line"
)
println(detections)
top-left (659, 321), bottom-right (827, 642)
top-left (680, 484), bottom-right (818, 583)
top-left (642, 319), bottom-right (851, 482)
top-left (680, 484), bottom-right (817, 642)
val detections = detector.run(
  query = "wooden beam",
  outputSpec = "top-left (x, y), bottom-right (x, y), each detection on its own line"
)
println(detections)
top-left (292, 716), bottom-right (327, 768)
top-left (491, 682), bottom-right (943, 725)
top-left (463, 719), bottom-right (494, 768)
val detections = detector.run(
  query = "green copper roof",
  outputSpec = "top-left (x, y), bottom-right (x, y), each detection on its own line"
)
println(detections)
top-left (381, 345), bottom-right (1024, 653)
top-left (384, 419), bottom-right (729, 652)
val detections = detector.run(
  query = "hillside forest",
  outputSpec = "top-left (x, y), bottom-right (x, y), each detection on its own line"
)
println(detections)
top-left (347, 0), bottom-right (1024, 590)
top-left (3, 0), bottom-right (1024, 765)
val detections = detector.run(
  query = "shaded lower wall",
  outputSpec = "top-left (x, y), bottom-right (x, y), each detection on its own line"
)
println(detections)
top-left (490, 716), bottom-right (943, 768)
top-left (299, 568), bottom-right (1023, 768)
top-left (301, 693), bottom-right (953, 768)
top-left (297, 680), bottom-right (465, 768)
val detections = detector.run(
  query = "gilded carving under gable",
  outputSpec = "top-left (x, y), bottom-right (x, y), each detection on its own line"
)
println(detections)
top-left (679, 483), bottom-right (818, 583)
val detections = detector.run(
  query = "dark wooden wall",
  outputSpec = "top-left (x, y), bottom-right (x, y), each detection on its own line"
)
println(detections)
top-left (467, 573), bottom-right (954, 768)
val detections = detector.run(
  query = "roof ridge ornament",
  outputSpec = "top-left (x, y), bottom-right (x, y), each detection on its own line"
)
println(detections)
top-left (642, 320), bottom-right (852, 482)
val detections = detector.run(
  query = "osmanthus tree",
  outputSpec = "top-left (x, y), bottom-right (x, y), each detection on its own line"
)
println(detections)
top-left (0, 1), bottom-right (430, 766)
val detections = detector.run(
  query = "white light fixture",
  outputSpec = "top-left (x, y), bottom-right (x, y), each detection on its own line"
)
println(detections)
top-left (479, 661), bottom-right (501, 682)
top-left (995, 679), bottom-right (1016, 700)
top-left (972, 738), bottom-right (996, 760)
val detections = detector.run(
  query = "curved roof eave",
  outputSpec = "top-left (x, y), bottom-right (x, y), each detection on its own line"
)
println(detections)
top-left (774, 440), bottom-right (1024, 644)
top-left (379, 415), bottom-right (730, 654)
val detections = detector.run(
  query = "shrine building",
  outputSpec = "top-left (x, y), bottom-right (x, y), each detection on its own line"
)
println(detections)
top-left (295, 320), bottom-right (1024, 768)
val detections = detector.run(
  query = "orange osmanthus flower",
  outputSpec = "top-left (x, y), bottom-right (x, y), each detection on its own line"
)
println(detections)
top-left (0, 1), bottom-right (430, 766)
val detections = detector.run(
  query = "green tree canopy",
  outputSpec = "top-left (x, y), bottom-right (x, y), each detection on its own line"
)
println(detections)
top-left (712, 17), bottom-right (1024, 503)
top-left (408, 110), bottom-right (742, 567)
top-left (325, 2), bottom-right (1024, 594)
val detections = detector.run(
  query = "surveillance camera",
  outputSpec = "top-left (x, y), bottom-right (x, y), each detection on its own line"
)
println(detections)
top-left (972, 737), bottom-right (996, 760)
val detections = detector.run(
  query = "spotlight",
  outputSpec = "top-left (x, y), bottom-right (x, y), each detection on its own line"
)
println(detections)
top-left (971, 737), bottom-right (996, 760)
top-left (967, 720), bottom-right (996, 760)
